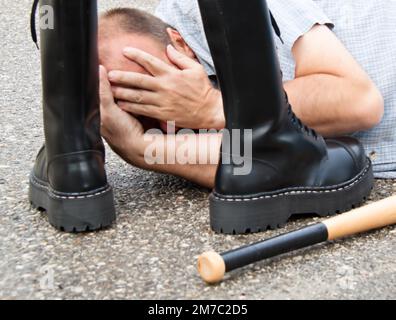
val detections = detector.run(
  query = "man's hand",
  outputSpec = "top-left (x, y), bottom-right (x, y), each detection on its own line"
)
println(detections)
top-left (99, 65), bottom-right (145, 164)
top-left (108, 45), bottom-right (225, 130)
top-left (100, 65), bottom-right (221, 188)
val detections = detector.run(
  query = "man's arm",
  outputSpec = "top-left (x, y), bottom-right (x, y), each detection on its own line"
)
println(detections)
top-left (128, 132), bottom-right (221, 189)
top-left (285, 25), bottom-right (384, 136)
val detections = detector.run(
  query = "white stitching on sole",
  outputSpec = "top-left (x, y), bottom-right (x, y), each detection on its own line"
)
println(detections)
top-left (213, 164), bottom-right (371, 203)
top-left (30, 176), bottom-right (111, 200)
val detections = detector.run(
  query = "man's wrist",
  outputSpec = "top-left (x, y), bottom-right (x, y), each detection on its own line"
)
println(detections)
top-left (119, 132), bottom-right (145, 167)
top-left (205, 88), bottom-right (225, 130)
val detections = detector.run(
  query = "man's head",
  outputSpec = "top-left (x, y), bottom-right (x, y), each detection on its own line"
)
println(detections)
top-left (99, 8), bottom-right (196, 74)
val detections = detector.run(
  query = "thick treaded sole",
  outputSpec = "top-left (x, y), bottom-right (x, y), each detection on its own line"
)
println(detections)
top-left (29, 173), bottom-right (116, 233)
top-left (210, 159), bottom-right (374, 235)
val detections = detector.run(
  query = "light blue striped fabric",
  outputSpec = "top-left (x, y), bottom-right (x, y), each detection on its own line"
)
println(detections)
top-left (155, 0), bottom-right (396, 178)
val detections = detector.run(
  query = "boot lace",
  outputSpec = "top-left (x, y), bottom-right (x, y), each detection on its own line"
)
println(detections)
top-left (269, 11), bottom-right (284, 44)
top-left (285, 92), bottom-right (319, 139)
top-left (30, 0), bottom-right (39, 49)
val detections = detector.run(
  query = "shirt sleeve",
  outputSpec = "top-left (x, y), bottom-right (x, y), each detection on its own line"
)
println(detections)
top-left (268, 0), bottom-right (334, 80)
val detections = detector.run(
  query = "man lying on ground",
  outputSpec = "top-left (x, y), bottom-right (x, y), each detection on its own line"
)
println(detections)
top-left (99, 0), bottom-right (396, 188)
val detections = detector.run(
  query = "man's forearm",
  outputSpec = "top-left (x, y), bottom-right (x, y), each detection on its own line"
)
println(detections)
top-left (127, 133), bottom-right (222, 189)
top-left (284, 73), bottom-right (383, 137)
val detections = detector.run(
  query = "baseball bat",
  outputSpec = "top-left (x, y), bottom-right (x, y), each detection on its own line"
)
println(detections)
top-left (198, 196), bottom-right (396, 284)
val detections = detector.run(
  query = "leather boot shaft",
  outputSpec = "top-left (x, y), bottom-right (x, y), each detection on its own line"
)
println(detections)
top-left (198, 0), bottom-right (286, 132)
top-left (38, 0), bottom-right (107, 192)
top-left (40, 0), bottom-right (103, 157)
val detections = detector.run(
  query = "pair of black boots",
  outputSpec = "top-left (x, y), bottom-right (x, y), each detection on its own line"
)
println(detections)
top-left (30, 0), bottom-right (373, 234)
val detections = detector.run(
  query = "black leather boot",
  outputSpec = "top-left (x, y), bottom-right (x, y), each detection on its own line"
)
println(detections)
top-left (198, 0), bottom-right (374, 234)
top-left (29, 0), bottom-right (116, 232)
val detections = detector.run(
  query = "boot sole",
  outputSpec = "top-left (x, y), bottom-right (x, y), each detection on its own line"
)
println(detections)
top-left (29, 173), bottom-right (116, 233)
top-left (210, 159), bottom-right (374, 234)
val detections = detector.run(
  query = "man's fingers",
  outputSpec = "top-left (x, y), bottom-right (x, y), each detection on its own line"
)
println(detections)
top-left (112, 86), bottom-right (159, 106)
top-left (99, 65), bottom-right (115, 109)
top-left (166, 44), bottom-right (200, 70)
top-left (108, 70), bottom-right (160, 91)
top-left (118, 101), bottom-right (160, 119)
top-left (123, 47), bottom-right (173, 76)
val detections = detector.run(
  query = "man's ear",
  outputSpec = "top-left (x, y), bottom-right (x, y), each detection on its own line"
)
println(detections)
top-left (166, 28), bottom-right (196, 59)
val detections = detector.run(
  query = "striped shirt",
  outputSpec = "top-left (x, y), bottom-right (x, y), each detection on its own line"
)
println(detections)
top-left (155, 0), bottom-right (396, 178)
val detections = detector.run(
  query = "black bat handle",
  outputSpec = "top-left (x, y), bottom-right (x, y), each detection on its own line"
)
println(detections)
top-left (222, 223), bottom-right (329, 272)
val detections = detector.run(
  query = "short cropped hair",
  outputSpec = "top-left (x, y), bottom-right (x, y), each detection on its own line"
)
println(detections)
top-left (101, 8), bottom-right (172, 46)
